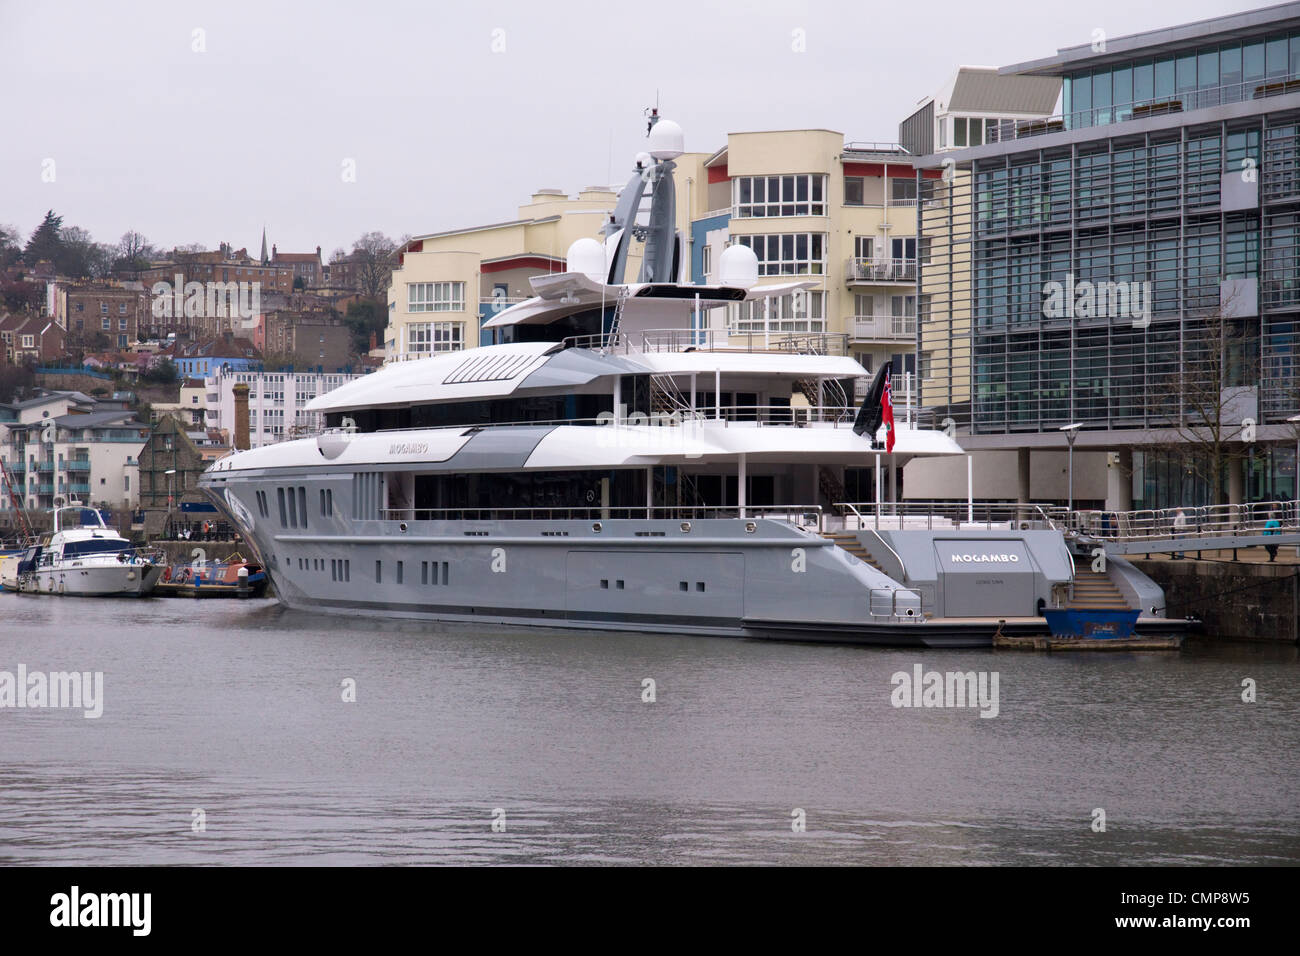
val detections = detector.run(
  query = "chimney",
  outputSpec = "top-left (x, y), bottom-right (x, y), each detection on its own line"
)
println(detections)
top-left (232, 383), bottom-right (250, 451)
top-left (315, 246), bottom-right (321, 258)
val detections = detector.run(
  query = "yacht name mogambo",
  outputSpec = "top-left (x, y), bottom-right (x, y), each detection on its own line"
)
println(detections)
top-left (949, 553), bottom-right (1022, 563)
top-left (198, 111), bottom-right (1177, 647)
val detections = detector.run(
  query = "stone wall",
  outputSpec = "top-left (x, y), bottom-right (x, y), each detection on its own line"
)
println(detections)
top-left (1134, 559), bottom-right (1300, 643)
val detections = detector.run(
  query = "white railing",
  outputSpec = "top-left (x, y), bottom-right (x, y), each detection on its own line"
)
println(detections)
top-left (844, 257), bottom-right (917, 283)
top-left (839, 500), bottom-right (1060, 532)
top-left (563, 328), bottom-right (851, 356)
top-left (1061, 500), bottom-right (1300, 542)
top-left (851, 314), bottom-right (916, 340)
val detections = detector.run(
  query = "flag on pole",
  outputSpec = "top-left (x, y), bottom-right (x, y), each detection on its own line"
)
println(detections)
top-left (881, 364), bottom-right (895, 453)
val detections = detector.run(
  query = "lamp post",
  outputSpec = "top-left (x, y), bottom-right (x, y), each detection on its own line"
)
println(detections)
top-left (1060, 423), bottom-right (1082, 513)
top-left (165, 468), bottom-right (176, 537)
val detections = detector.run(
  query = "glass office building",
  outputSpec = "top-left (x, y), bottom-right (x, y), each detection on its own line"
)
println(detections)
top-left (918, 4), bottom-right (1300, 508)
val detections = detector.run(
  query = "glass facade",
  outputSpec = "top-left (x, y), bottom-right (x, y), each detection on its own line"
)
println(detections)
top-left (1062, 30), bottom-right (1300, 129)
top-left (920, 38), bottom-right (1300, 508)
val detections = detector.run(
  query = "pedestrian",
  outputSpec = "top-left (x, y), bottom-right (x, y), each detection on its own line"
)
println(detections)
top-left (1264, 512), bottom-right (1281, 562)
top-left (1172, 507), bottom-right (1189, 559)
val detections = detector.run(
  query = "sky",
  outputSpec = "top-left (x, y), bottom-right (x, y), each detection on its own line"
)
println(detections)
top-left (0, 0), bottom-right (1269, 258)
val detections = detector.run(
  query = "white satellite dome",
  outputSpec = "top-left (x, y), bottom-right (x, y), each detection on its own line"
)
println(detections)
top-left (718, 244), bottom-right (759, 289)
top-left (565, 237), bottom-right (606, 281)
top-left (634, 151), bottom-right (653, 169)
top-left (646, 119), bottom-right (684, 160)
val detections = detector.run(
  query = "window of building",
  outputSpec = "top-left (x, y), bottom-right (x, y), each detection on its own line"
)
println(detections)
top-left (408, 322), bottom-right (464, 354)
top-left (854, 293), bottom-right (874, 317)
top-left (733, 233), bottom-right (825, 276)
top-left (118, 335), bottom-right (127, 348)
top-left (890, 178), bottom-right (918, 204)
top-left (729, 291), bottom-right (825, 333)
top-left (119, 318), bottom-right (127, 331)
top-left (101, 318), bottom-right (110, 331)
top-left (21, 334), bottom-right (34, 348)
top-left (733, 174), bottom-right (827, 217)
top-left (844, 177), bottom-right (865, 205)
top-left (100, 303), bottom-right (108, 315)
top-left (954, 117), bottom-right (967, 147)
top-left (119, 303), bottom-right (127, 315)
top-left (701, 245), bottom-right (711, 278)
top-left (854, 236), bottom-right (874, 259)
top-left (408, 281), bottom-right (465, 313)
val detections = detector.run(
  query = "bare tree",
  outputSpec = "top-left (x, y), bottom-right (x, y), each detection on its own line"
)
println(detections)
top-left (350, 232), bottom-right (399, 300)
top-left (1145, 304), bottom-right (1262, 506)
top-left (115, 230), bottom-right (157, 273)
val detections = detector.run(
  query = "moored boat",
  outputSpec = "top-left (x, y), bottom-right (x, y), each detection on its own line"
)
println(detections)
top-left (12, 506), bottom-right (164, 598)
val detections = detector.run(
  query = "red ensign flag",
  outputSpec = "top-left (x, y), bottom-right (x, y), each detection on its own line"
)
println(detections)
top-left (882, 366), bottom-right (895, 453)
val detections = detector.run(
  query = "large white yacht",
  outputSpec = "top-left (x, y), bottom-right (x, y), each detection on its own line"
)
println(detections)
top-left (10, 506), bottom-right (164, 597)
top-left (199, 116), bottom-right (1177, 646)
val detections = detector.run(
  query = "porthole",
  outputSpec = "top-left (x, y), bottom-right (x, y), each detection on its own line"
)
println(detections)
top-left (592, 522), bottom-right (602, 533)
top-left (680, 522), bottom-right (691, 532)
top-left (399, 522), bottom-right (408, 533)
top-left (745, 521), bottom-right (757, 533)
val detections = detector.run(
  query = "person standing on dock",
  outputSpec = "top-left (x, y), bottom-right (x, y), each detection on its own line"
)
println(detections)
top-left (1172, 508), bottom-right (1189, 559)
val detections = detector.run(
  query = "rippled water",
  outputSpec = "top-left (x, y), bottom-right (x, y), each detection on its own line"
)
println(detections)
top-left (1, 594), bottom-right (1297, 865)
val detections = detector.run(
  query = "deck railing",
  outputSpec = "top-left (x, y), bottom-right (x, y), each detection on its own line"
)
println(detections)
top-left (379, 504), bottom-right (826, 530)
top-left (1059, 500), bottom-right (1300, 542)
top-left (838, 500), bottom-right (1061, 531)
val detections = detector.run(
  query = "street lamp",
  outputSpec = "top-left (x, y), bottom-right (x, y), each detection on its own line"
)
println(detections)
top-left (165, 468), bottom-right (176, 536)
top-left (1060, 423), bottom-right (1082, 513)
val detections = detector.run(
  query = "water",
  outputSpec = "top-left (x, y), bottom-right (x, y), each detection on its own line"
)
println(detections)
top-left (1, 595), bottom-right (1298, 865)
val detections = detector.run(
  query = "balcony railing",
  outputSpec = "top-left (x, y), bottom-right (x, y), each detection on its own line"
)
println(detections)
top-left (844, 258), bottom-right (917, 284)
top-left (66, 459), bottom-right (91, 472)
top-left (987, 73), bottom-right (1300, 145)
top-left (563, 328), bottom-right (850, 357)
top-left (851, 314), bottom-right (917, 340)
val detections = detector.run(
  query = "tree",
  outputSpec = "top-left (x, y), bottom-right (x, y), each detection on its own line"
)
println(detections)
top-left (350, 232), bottom-right (399, 299)
top-left (0, 224), bottom-right (21, 268)
top-left (23, 210), bottom-right (64, 267)
top-left (0, 280), bottom-right (43, 311)
top-left (114, 230), bottom-right (156, 274)
top-left (140, 357), bottom-right (178, 384)
top-left (343, 299), bottom-right (386, 356)
top-left (1146, 305), bottom-right (1262, 506)
top-left (59, 226), bottom-right (114, 278)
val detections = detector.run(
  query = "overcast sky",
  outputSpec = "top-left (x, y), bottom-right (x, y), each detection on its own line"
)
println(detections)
top-left (0, 0), bottom-right (1266, 258)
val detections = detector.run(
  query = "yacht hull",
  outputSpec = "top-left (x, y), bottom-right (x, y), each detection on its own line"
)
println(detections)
top-left (21, 563), bottom-right (164, 597)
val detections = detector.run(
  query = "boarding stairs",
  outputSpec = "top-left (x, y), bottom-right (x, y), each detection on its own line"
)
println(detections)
top-left (1067, 554), bottom-right (1132, 610)
top-left (820, 532), bottom-right (884, 572)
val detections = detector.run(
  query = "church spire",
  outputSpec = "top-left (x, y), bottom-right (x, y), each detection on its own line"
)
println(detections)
top-left (260, 226), bottom-right (269, 266)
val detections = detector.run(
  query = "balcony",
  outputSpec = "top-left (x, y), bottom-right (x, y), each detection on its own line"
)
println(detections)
top-left (35, 460), bottom-right (55, 473)
top-left (851, 314), bottom-right (917, 341)
top-left (844, 258), bottom-right (916, 285)
top-left (70, 481), bottom-right (90, 494)
top-left (66, 459), bottom-right (91, 472)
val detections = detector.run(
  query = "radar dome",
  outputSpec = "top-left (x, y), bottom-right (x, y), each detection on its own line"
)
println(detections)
top-left (634, 151), bottom-right (652, 169)
top-left (565, 237), bottom-right (606, 281)
top-left (718, 244), bottom-right (759, 289)
top-left (647, 119), bottom-right (684, 160)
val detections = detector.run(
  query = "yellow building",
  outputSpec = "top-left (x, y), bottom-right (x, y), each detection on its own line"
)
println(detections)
top-left (385, 157), bottom-right (710, 361)
top-left (693, 130), bottom-right (928, 392)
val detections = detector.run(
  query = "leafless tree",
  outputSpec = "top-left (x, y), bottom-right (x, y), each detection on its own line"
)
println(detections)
top-left (350, 232), bottom-right (399, 300)
top-left (1145, 303), bottom-right (1262, 506)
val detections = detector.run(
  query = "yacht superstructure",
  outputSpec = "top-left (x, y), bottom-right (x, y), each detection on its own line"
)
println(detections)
top-left (199, 115), bottom-right (1176, 645)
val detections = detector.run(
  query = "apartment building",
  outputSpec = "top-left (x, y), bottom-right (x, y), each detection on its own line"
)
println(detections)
top-left (52, 281), bottom-right (151, 350)
top-left (913, 3), bottom-right (1300, 510)
top-left (691, 129), bottom-right (942, 386)
top-left (0, 391), bottom-right (146, 514)
top-left (206, 367), bottom-right (369, 447)
top-left (385, 159), bottom-right (711, 361)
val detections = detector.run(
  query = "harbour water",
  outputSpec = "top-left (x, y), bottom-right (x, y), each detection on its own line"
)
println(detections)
top-left (1, 595), bottom-right (1297, 866)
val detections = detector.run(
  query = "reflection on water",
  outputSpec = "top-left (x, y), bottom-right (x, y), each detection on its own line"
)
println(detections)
top-left (1, 596), bottom-right (1297, 865)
